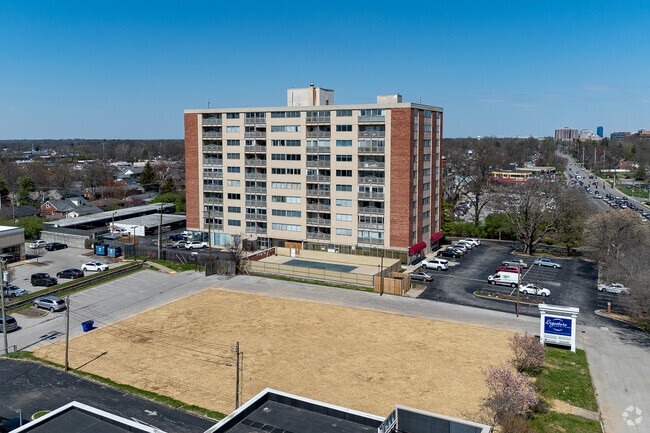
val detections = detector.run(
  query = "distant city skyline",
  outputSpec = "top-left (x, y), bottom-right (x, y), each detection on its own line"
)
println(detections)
top-left (1, 1), bottom-right (649, 140)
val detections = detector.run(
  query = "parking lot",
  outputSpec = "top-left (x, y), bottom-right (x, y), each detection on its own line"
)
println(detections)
top-left (9, 243), bottom-right (118, 296)
top-left (415, 240), bottom-right (611, 327)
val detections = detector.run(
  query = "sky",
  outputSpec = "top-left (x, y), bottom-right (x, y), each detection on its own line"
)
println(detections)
top-left (1, 0), bottom-right (649, 139)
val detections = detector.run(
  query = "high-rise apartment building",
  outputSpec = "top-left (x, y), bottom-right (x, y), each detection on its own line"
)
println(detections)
top-left (184, 85), bottom-right (443, 261)
top-left (555, 127), bottom-right (579, 141)
top-left (596, 126), bottom-right (603, 138)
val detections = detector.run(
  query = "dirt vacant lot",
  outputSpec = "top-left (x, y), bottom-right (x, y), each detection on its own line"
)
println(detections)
top-left (34, 288), bottom-right (514, 418)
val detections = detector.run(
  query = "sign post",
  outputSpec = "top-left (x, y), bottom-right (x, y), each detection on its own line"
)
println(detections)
top-left (538, 304), bottom-right (579, 353)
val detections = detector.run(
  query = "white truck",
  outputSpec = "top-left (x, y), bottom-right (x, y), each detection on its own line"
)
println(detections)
top-left (487, 271), bottom-right (520, 288)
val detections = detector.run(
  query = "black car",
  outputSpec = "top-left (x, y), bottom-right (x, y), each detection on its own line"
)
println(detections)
top-left (31, 273), bottom-right (58, 287)
top-left (46, 242), bottom-right (68, 251)
top-left (438, 248), bottom-right (462, 258)
top-left (56, 268), bottom-right (85, 279)
top-left (168, 234), bottom-right (188, 241)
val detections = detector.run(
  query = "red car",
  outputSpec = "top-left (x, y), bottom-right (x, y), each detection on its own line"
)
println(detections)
top-left (496, 266), bottom-right (521, 273)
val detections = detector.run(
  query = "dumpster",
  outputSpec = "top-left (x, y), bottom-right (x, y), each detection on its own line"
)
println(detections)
top-left (95, 244), bottom-right (107, 256)
top-left (107, 246), bottom-right (122, 258)
top-left (81, 320), bottom-right (94, 332)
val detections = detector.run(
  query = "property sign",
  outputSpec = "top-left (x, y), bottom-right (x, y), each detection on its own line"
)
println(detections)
top-left (538, 304), bottom-right (579, 353)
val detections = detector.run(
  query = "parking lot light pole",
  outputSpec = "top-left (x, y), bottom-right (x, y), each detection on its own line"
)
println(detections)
top-left (1, 261), bottom-right (8, 355)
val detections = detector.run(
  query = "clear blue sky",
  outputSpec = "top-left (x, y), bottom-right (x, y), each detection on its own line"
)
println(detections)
top-left (2, 1), bottom-right (649, 139)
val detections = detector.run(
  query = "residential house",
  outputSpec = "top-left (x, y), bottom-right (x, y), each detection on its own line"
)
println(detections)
top-left (41, 197), bottom-right (104, 218)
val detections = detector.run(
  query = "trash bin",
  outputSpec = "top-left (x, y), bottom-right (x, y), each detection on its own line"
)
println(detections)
top-left (95, 244), bottom-right (107, 256)
top-left (81, 321), bottom-right (94, 332)
top-left (107, 246), bottom-right (122, 258)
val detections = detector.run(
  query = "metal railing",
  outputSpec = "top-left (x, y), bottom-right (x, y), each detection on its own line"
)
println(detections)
top-left (357, 237), bottom-right (384, 245)
top-left (245, 200), bottom-right (267, 207)
top-left (203, 158), bottom-right (223, 165)
top-left (244, 172), bottom-right (266, 180)
top-left (244, 117), bottom-right (266, 124)
top-left (244, 131), bottom-right (266, 138)
top-left (246, 226), bottom-right (267, 234)
top-left (245, 159), bottom-right (267, 166)
top-left (305, 175), bottom-right (331, 182)
top-left (306, 146), bottom-right (331, 153)
top-left (203, 131), bottom-right (223, 138)
top-left (358, 146), bottom-right (385, 154)
top-left (204, 197), bottom-right (223, 204)
top-left (306, 232), bottom-right (331, 240)
top-left (203, 144), bottom-right (222, 152)
top-left (306, 130), bottom-right (331, 138)
top-left (358, 207), bottom-right (384, 214)
top-left (203, 184), bottom-right (223, 192)
top-left (358, 222), bottom-right (384, 230)
top-left (203, 171), bottom-right (223, 178)
top-left (306, 160), bottom-right (330, 167)
top-left (358, 161), bottom-right (385, 169)
top-left (306, 189), bottom-right (330, 197)
top-left (358, 115), bottom-right (385, 123)
top-left (306, 204), bottom-right (331, 211)
top-left (358, 192), bottom-right (385, 200)
top-left (358, 177), bottom-right (385, 185)
top-left (306, 116), bottom-right (331, 124)
top-left (202, 118), bottom-right (222, 126)
top-left (244, 145), bottom-right (267, 153)
top-left (306, 218), bottom-right (331, 226)
top-left (245, 186), bottom-right (267, 194)
top-left (245, 214), bottom-right (267, 221)
top-left (358, 130), bottom-right (385, 138)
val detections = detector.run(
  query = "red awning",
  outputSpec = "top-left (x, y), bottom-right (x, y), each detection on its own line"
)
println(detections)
top-left (430, 232), bottom-right (443, 242)
top-left (408, 241), bottom-right (427, 255)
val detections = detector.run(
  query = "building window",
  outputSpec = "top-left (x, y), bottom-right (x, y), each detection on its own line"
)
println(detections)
top-left (336, 140), bottom-right (352, 147)
top-left (226, 126), bottom-right (240, 133)
top-left (227, 140), bottom-right (240, 146)
top-left (423, 139), bottom-right (431, 147)
top-left (271, 111), bottom-right (301, 118)
top-left (271, 140), bottom-right (301, 147)
top-left (227, 193), bottom-right (241, 200)
top-left (226, 113), bottom-right (240, 119)
top-left (271, 182), bottom-right (301, 189)
top-left (336, 155), bottom-right (352, 162)
top-left (336, 228), bottom-right (352, 236)
top-left (336, 110), bottom-right (352, 116)
top-left (336, 214), bottom-right (353, 221)
top-left (423, 153), bottom-right (431, 161)
top-left (336, 169), bottom-right (352, 177)
top-left (336, 199), bottom-right (352, 207)
top-left (228, 206), bottom-right (241, 213)
top-left (424, 110), bottom-right (432, 118)
top-left (423, 196), bottom-right (430, 205)
top-left (271, 168), bottom-right (302, 175)
top-left (271, 154), bottom-right (301, 161)
top-left (271, 125), bottom-right (301, 132)
top-left (336, 125), bottom-right (352, 132)
top-left (423, 124), bottom-right (432, 132)
top-left (227, 180), bottom-right (240, 187)
top-left (227, 166), bottom-right (240, 173)
top-left (336, 184), bottom-right (352, 192)
top-left (358, 109), bottom-right (385, 116)
top-left (272, 195), bottom-right (301, 204)
top-left (423, 182), bottom-right (430, 191)
top-left (227, 153), bottom-right (240, 159)
top-left (228, 219), bottom-right (241, 226)
top-left (272, 223), bottom-right (302, 232)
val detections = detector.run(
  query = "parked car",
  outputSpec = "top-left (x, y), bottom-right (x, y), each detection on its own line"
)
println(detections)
top-left (29, 240), bottom-right (47, 249)
top-left (410, 271), bottom-right (434, 282)
top-left (597, 283), bottom-right (630, 294)
top-left (31, 273), bottom-right (58, 287)
top-left (46, 242), bottom-right (68, 251)
top-left (438, 248), bottom-right (462, 258)
top-left (456, 240), bottom-right (474, 250)
top-left (3, 285), bottom-right (27, 298)
top-left (519, 283), bottom-right (550, 297)
top-left (109, 227), bottom-right (129, 235)
top-left (501, 259), bottom-right (528, 269)
top-left (0, 315), bottom-right (18, 332)
top-left (172, 240), bottom-right (190, 248)
top-left (487, 272), bottom-right (520, 287)
top-left (421, 258), bottom-right (449, 271)
top-left (496, 266), bottom-right (522, 274)
top-left (185, 241), bottom-right (208, 249)
top-left (33, 295), bottom-right (66, 312)
top-left (452, 244), bottom-right (468, 253)
top-left (81, 261), bottom-right (109, 272)
top-left (168, 234), bottom-right (188, 241)
top-left (464, 238), bottom-right (481, 246)
top-left (56, 269), bottom-right (85, 279)
top-left (533, 258), bottom-right (562, 269)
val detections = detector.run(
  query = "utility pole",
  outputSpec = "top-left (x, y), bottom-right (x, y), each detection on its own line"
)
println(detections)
top-left (208, 210), bottom-right (213, 274)
top-left (157, 203), bottom-right (163, 260)
top-left (380, 250), bottom-right (384, 296)
top-left (1, 262), bottom-right (8, 355)
top-left (235, 341), bottom-right (240, 409)
top-left (65, 295), bottom-right (70, 371)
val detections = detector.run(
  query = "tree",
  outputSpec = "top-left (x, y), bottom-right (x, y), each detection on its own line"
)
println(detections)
top-left (552, 187), bottom-right (588, 255)
top-left (49, 164), bottom-right (77, 191)
top-left (0, 178), bottom-right (9, 199)
top-left (160, 177), bottom-right (176, 194)
top-left (18, 177), bottom-right (36, 205)
top-left (501, 179), bottom-right (565, 255)
top-left (84, 162), bottom-right (114, 199)
top-left (139, 162), bottom-right (159, 191)
top-left (509, 333), bottom-right (546, 373)
top-left (482, 363), bottom-right (538, 429)
top-left (484, 212), bottom-right (515, 240)
top-left (16, 216), bottom-right (44, 240)
top-left (151, 191), bottom-right (185, 212)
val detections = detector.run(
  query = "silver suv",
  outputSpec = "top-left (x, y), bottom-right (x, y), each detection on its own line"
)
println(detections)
top-left (421, 258), bottom-right (449, 271)
top-left (34, 296), bottom-right (67, 312)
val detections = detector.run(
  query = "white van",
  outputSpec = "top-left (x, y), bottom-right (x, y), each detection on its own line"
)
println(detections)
top-left (487, 272), bottom-right (520, 288)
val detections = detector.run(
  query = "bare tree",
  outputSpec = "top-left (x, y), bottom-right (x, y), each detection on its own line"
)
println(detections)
top-left (553, 187), bottom-right (589, 255)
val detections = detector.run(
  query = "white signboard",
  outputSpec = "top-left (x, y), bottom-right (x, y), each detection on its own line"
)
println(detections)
top-left (538, 304), bottom-right (579, 353)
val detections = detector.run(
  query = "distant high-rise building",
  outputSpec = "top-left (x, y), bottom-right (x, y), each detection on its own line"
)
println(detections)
top-left (637, 129), bottom-right (650, 137)
top-left (596, 126), bottom-right (603, 137)
top-left (610, 132), bottom-right (631, 140)
top-left (555, 127), bottom-right (578, 141)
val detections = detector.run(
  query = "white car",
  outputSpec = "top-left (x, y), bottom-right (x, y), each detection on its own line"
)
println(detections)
top-left (29, 240), bottom-right (47, 249)
top-left (81, 261), bottom-right (109, 272)
top-left (519, 283), bottom-right (550, 297)
top-left (421, 258), bottom-right (449, 271)
top-left (597, 283), bottom-right (630, 294)
top-left (457, 240), bottom-right (474, 249)
top-left (185, 241), bottom-right (208, 249)
top-left (464, 239), bottom-right (481, 246)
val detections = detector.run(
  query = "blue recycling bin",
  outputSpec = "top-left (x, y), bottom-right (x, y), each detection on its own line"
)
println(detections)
top-left (107, 246), bottom-right (122, 258)
top-left (81, 320), bottom-right (94, 332)
top-left (95, 244), bottom-right (107, 256)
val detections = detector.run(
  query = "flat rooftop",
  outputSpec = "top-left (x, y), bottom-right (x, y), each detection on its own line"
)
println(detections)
top-left (44, 203), bottom-right (176, 228)
top-left (114, 213), bottom-right (186, 229)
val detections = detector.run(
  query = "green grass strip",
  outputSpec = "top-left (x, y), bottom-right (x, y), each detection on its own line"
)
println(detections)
top-left (6, 351), bottom-right (225, 420)
top-left (530, 411), bottom-right (602, 433)
top-left (248, 272), bottom-right (374, 292)
top-left (132, 256), bottom-right (204, 272)
top-left (537, 347), bottom-right (598, 411)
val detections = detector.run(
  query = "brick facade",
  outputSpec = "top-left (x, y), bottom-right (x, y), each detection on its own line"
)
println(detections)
top-left (184, 113), bottom-right (200, 230)
top-left (389, 108), bottom-right (413, 248)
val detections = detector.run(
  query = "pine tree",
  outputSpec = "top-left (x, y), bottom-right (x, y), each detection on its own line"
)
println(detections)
top-left (139, 162), bottom-right (159, 191)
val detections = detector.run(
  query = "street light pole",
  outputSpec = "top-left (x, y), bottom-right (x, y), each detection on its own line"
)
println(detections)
top-left (1, 261), bottom-right (8, 355)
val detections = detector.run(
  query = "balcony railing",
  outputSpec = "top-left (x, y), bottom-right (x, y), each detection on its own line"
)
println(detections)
top-left (306, 189), bottom-right (330, 197)
top-left (358, 130), bottom-right (385, 138)
top-left (203, 184), bottom-right (223, 192)
top-left (245, 159), bottom-right (267, 166)
top-left (203, 171), bottom-right (223, 179)
top-left (202, 118), bottom-right (222, 126)
top-left (358, 207), bottom-right (384, 214)
top-left (203, 210), bottom-right (224, 218)
top-left (246, 226), bottom-right (268, 234)
top-left (306, 116), bottom-right (331, 124)
top-left (358, 177), bottom-right (385, 185)
top-left (306, 218), bottom-right (331, 226)
top-left (358, 115), bottom-right (385, 123)
top-left (245, 214), bottom-right (267, 221)
top-left (306, 160), bottom-right (330, 167)
top-left (358, 146), bottom-right (385, 154)
top-left (203, 144), bottom-right (222, 152)
top-left (203, 131), bottom-right (223, 138)
top-left (358, 192), bottom-right (385, 200)
top-left (245, 200), bottom-right (267, 207)
top-left (357, 237), bottom-right (384, 245)
top-left (305, 175), bottom-right (331, 182)
top-left (306, 130), bottom-right (331, 138)
top-left (358, 222), bottom-right (384, 230)
top-left (307, 232), bottom-right (331, 240)
top-left (244, 117), bottom-right (266, 124)
top-left (244, 145), bottom-right (267, 153)
top-left (204, 197), bottom-right (223, 204)
top-left (245, 131), bottom-right (267, 138)
top-left (358, 160), bottom-right (385, 169)
top-left (245, 186), bottom-right (267, 194)
top-left (306, 203), bottom-right (331, 211)
top-left (306, 146), bottom-right (330, 153)
top-left (203, 158), bottom-right (223, 165)
top-left (245, 172), bottom-right (267, 180)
